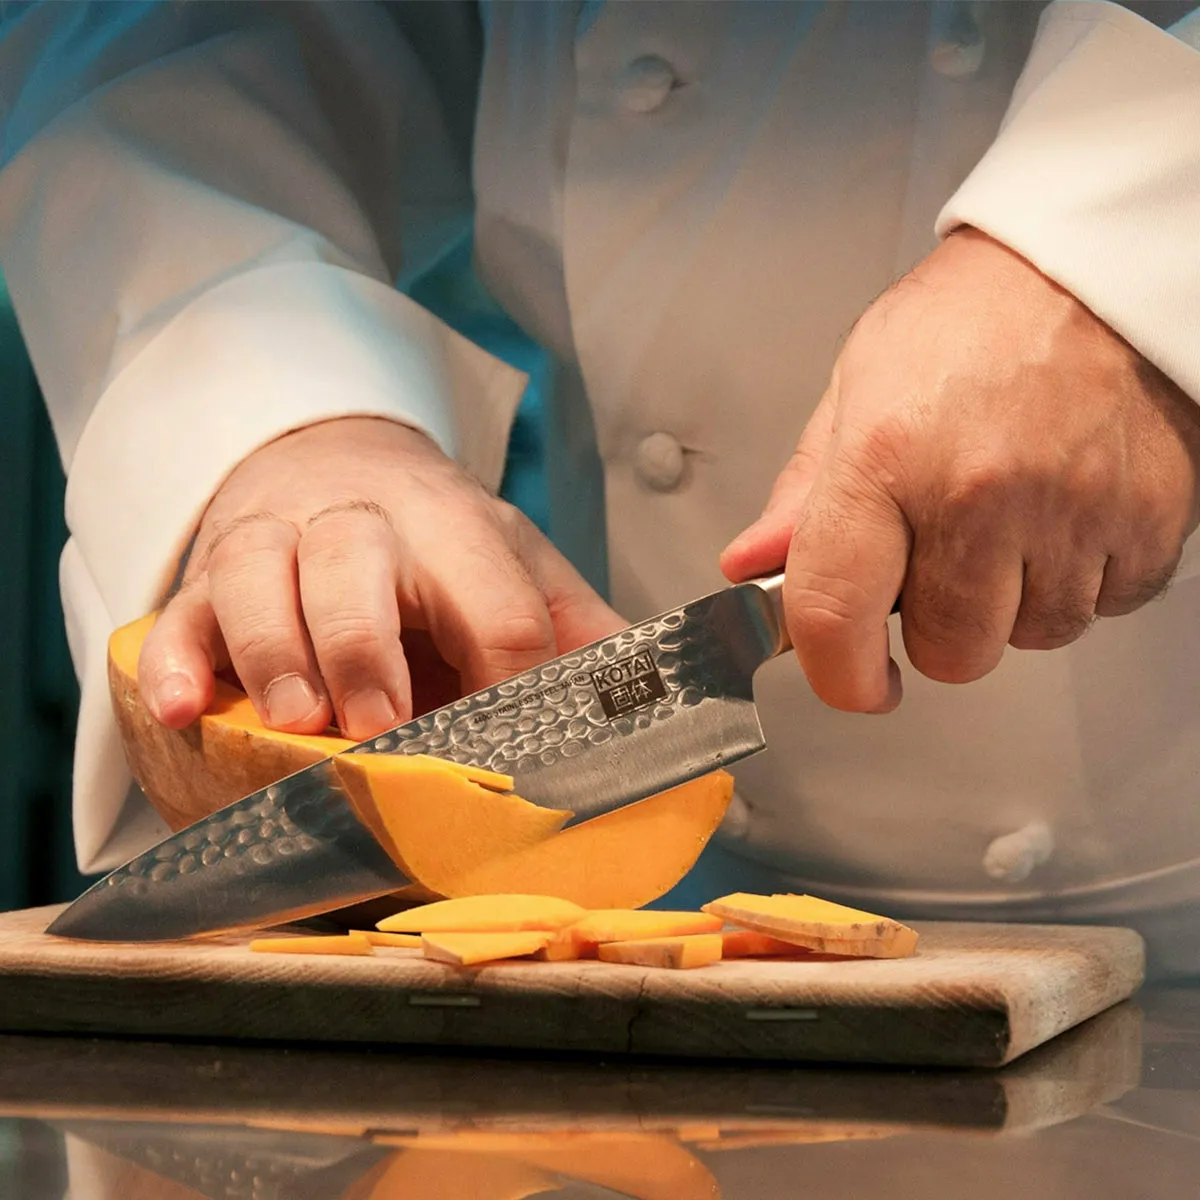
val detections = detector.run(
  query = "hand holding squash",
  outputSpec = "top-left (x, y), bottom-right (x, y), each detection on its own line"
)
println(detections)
top-left (136, 416), bottom-right (623, 740)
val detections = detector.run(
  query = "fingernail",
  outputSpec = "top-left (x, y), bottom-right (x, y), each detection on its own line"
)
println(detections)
top-left (868, 659), bottom-right (904, 715)
top-left (341, 688), bottom-right (399, 738)
top-left (263, 674), bottom-right (322, 728)
top-left (152, 672), bottom-right (193, 720)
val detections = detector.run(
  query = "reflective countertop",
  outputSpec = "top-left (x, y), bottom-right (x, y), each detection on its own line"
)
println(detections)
top-left (1, 988), bottom-right (1197, 1198)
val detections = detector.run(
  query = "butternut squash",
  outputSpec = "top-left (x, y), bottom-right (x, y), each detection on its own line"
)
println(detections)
top-left (420, 930), bottom-right (555, 966)
top-left (719, 929), bottom-right (809, 958)
top-left (703, 893), bottom-right (919, 959)
top-left (249, 933), bottom-right (373, 956)
top-left (108, 614), bottom-right (354, 831)
top-left (108, 614), bottom-right (733, 911)
top-left (378, 894), bottom-right (584, 934)
top-left (597, 933), bottom-right (724, 970)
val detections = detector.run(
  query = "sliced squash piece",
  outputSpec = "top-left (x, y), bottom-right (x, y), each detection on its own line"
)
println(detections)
top-left (568, 909), bottom-right (723, 944)
top-left (533, 910), bottom-right (721, 962)
top-left (597, 933), bottom-right (724, 970)
top-left (378, 894), bottom-right (585, 934)
top-left (421, 930), bottom-right (555, 966)
top-left (109, 614), bottom-right (733, 911)
top-left (445, 771), bottom-right (733, 909)
top-left (703, 892), bottom-right (918, 959)
top-left (249, 933), bottom-right (373, 956)
top-left (775, 929), bottom-right (920, 959)
top-left (720, 929), bottom-right (810, 958)
top-left (335, 757), bottom-right (569, 895)
top-left (533, 934), bottom-right (585, 962)
top-left (359, 931), bottom-right (423, 948)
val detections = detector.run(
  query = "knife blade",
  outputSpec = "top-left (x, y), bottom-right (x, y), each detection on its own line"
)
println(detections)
top-left (49, 573), bottom-right (791, 942)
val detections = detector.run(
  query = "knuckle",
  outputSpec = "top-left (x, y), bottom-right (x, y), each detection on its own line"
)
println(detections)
top-left (939, 459), bottom-right (1012, 520)
top-left (783, 573), bottom-right (872, 646)
top-left (1097, 562), bottom-right (1177, 617)
top-left (1010, 606), bottom-right (1094, 650)
top-left (202, 513), bottom-right (296, 573)
top-left (224, 620), bottom-right (297, 678)
top-left (902, 590), bottom-right (1001, 684)
top-left (315, 610), bottom-right (391, 661)
top-left (480, 605), bottom-right (556, 661)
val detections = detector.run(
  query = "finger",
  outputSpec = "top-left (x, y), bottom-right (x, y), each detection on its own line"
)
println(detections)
top-left (784, 467), bottom-right (909, 712)
top-left (205, 513), bottom-right (332, 734)
top-left (517, 515), bottom-right (627, 649)
top-left (900, 522), bottom-right (1025, 682)
top-left (1095, 553), bottom-right (1178, 618)
top-left (297, 503), bottom-right (411, 739)
top-left (721, 380), bottom-right (840, 582)
top-left (1009, 554), bottom-right (1105, 650)
top-left (408, 504), bottom-right (560, 694)
top-left (137, 580), bottom-right (223, 729)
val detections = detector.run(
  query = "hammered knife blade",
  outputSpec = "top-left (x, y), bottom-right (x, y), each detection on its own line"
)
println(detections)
top-left (49, 574), bottom-right (791, 941)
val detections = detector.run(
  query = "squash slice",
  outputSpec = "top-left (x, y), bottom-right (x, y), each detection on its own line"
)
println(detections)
top-left (421, 930), bottom-right (556, 966)
top-left (704, 893), bottom-right (918, 959)
top-left (597, 933), bottom-right (724, 970)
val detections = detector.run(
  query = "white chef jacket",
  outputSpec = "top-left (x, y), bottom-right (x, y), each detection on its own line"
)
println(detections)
top-left (3, 1), bottom-right (1200, 976)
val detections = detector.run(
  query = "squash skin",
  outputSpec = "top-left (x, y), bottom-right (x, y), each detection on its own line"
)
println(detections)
top-left (107, 614), bottom-right (353, 831)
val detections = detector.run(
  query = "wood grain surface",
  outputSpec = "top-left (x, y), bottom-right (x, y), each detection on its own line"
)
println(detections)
top-left (0, 905), bottom-right (1144, 1067)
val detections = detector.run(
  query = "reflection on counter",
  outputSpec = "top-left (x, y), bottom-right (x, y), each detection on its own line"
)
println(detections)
top-left (0, 1001), bottom-right (1155, 1199)
top-left (23, 998), bottom-right (1200, 1200)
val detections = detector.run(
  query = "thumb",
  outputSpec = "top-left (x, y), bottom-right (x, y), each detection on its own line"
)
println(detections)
top-left (721, 377), bottom-right (839, 581)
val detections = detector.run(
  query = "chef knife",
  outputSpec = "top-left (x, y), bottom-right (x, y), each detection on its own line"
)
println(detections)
top-left (49, 572), bottom-right (792, 942)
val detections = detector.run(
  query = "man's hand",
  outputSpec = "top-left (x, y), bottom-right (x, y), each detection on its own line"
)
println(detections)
top-left (722, 228), bottom-right (1200, 713)
top-left (138, 417), bottom-right (624, 740)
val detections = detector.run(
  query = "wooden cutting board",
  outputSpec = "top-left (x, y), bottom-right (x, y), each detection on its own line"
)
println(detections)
top-left (0, 905), bottom-right (1143, 1067)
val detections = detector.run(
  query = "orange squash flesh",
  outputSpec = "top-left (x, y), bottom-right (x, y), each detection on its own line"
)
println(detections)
top-left (597, 933), bottom-right (724, 970)
top-left (421, 930), bottom-right (555, 966)
top-left (442, 771), bottom-right (734, 909)
top-left (334, 757), bottom-right (570, 897)
top-left (249, 933), bottom-right (373, 956)
top-left (720, 929), bottom-right (811, 958)
top-left (108, 614), bottom-right (733, 912)
top-left (566, 909), bottom-right (723, 944)
top-left (533, 909), bottom-right (723, 962)
top-left (378, 894), bottom-right (585, 934)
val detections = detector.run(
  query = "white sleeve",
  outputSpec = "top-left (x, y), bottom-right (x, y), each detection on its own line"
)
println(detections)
top-left (937, 1), bottom-right (1200, 401)
top-left (0, 1), bottom-right (527, 872)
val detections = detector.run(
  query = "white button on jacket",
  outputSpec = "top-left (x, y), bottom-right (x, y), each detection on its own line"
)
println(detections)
top-left (2, 1), bottom-right (1200, 975)
top-left (616, 55), bottom-right (679, 113)
top-left (634, 432), bottom-right (687, 492)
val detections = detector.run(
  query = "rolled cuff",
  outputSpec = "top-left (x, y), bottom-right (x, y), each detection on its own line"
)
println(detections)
top-left (65, 258), bottom-right (529, 624)
top-left (936, 1), bottom-right (1200, 401)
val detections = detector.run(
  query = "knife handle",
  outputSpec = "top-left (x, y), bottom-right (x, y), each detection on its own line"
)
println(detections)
top-left (749, 573), bottom-right (902, 660)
